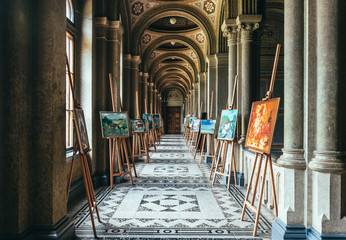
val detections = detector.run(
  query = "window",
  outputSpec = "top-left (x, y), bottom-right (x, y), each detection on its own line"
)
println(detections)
top-left (66, 0), bottom-right (74, 23)
top-left (66, 31), bottom-right (74, 149)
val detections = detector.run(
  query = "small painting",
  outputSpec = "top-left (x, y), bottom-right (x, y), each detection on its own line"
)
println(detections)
top-left (131, 119), bottom-right (146, 133)
top-left (153, 114), bottom-right (160, 130)
top-left (245, 98), bottom-right (280, 154)
top-left (201, 120), bottom-right (216, 134)
top-left (218, 110), bottom-right (238, 140)
top-left (73, 109), bottom-right (90, 154)
top-left (153, 114), bottom-right (161, 125)
top-left (100, 111), bottom-right (130, 138)
top-left (143, 113), bottom-right (153, 130)
top-left (191, 119), bottom-right (201, 132)
top-left (189, 117), bottom-right (197, 128)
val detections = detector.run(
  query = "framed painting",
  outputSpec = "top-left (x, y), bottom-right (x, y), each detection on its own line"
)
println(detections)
top-left (99, 111), bottom-right (130, 138)
top-left (131, 119), bottom-right (146, 133)
top-left (143, 113), bottom-right (153, 130)
top-left (73, 109), bottom-right (90, 155)
top-left (217, 109), bottom-right (238, 140)
top-left (189, 117), bottom-right (197, 128)
top-left (200, 120), bottom-right (216, 134)
top-left (191, 119), bottom-right (201, 132)
top-left (245, 98), bottom-right (280, 154)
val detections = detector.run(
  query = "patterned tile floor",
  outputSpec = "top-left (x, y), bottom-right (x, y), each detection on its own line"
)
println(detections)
top-left (74, 134), bottom-right (272, 240)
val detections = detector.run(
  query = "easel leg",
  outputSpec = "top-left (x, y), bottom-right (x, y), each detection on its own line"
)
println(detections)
top-left (268, 155), bottom-right (278, 217)
top-left (199, 134), bottom-right (206, 164)
top-left (250, 154), bottom-right (264, 206)
top-left (122, 138), bottom-right (134, 185)
top-left (143, 133), bottom-right (150, 163)
top-left (253, 156), bottom-right (268, 236)
top-left (212, 141), bottom-right (225, 185)
top-left (116, 139), bottom-right (123, 173)
top-left (127, 137), bottom-right (137, 177)
top-left (241, 152), bottom-right (259, 220)
top-left (227, 141), bottom-right (237, 190)
top-left (209, 139), bottom-right (220, 179)
top-left (194, 134), bottom-right (202, 159)
top-left (109, 139), bottom-right (114, 189)
top-left (66, 141), bottom-right (78, 198)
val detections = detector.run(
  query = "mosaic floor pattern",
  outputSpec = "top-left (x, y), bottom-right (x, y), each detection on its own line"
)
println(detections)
top-left (74, 134), bottom-right (272, 240)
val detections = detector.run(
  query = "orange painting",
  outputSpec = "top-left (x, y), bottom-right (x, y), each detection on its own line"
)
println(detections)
top-left (245, 98), bottom-right (280, 154)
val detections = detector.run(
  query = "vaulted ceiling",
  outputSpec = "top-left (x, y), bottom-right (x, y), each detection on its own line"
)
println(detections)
top-left (125, 0), bottom-right (222, 101)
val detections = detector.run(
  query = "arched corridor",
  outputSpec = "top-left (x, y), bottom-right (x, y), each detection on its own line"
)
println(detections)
top-left (73, 134), bottom-right (272, 239)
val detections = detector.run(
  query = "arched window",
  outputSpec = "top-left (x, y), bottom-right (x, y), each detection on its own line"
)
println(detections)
top-left (66, 0), bottom-right (75, 149)
top-left (66, 0), bottom-right (74, 23)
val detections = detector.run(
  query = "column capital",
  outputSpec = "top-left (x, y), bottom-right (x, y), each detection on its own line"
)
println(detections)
top-left (309, 151), bottom-right (346, 174)
top-left (222, 19), bottom-right (238, 45)
top-left (277, 148), bottom-right (306, 170)
top-left (207, 55), bottom-right (217, 67)
top-left (238, 23), bottom-right (260, 42)
top-left (131, 56), bottom-right (141, 68)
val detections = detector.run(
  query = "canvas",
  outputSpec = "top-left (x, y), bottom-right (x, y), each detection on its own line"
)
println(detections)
top-left (200, 120), bottom-right (216, 134)
top-left (143, 113), bottom-right (153, 130)
top-left (191, 119), bottom-right (201, 132)
top-left (153, 117), bottom-right (160, 130)
top-left (153, 114), bottom-right (161, 126)
top-left (189, 117), bottom-right (197, 128)
top-left (131, 119), bottom-right (146, 133)
top-left (245, 98), bottom-right (280, 154)
top-left (100, 111), bottom-right (130, 138)
top-left (73, 109), bottom-right (90, 154)
top-left (217, 110), bottom-right (238, 140)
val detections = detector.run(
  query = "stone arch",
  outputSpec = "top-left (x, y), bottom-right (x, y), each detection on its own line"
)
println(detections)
top-left (142, 35), bottom-right (206, 72)
top-left (120, 0), bottom-right (131, 53)
top-left (130, 5), bottom-right (216, 55)
top-left (149, 53), bottom-right (198, 82)
top-left (156, 73), bottom-right (191, 91)
top-left (153, 64), bottom-right (194, 84)
top-left (159, 81), bottom-right (189, 97)
top-left (162, 87), bottom-right (186, 100)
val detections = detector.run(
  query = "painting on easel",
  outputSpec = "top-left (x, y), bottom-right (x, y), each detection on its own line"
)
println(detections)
top-left (200, 120), bottom-right (216, 134)
top-left (100, 111), bottom-right (130, 138)
top-left (73, 109), bottom-right (90, 154)
top-left (245, 98), bottom-right (280, 154)
top-left (191, 119), bottom-right (201, 132)
top-left (189, 117), bottom-right (197, 127)
top-left (131, 119), bottom-right (146, 133)
top-left (217, 110), bottom-right (238, 140)
top-left (143, 114), bottom-right (153, 130)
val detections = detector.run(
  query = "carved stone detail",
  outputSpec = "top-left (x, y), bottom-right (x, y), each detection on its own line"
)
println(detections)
top-left (239, 23), bottom-right (260, 42)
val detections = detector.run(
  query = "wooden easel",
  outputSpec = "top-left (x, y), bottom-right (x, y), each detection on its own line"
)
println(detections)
top-left (240, 44), bottom-right (280, 236)
top-left (66, 55), bottom-right (101, 238)
top-left (147, 103), bottom-right (157, 151)
top-left (211, 75), bottom-right (238, 190)
top-left (108, 73), bottom-right (136, 190)
top-left (193, 102), bottom-right (204, 157)
top-left (196, 91), bottom-right (214, 164)
top-left (132, 91), bottom-right (150, 163)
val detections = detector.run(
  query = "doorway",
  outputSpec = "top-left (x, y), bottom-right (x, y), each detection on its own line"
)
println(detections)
top-left (165, 106), bottom-right (181, 134)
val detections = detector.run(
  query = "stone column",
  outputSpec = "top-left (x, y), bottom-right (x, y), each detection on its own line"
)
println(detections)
top-left (216, 53), bottom-right (229, 115)
top-left (207, 55), bottom-right (217, 119)
top-left (272, 1), bottom-right (306, 235)
top-left (107, 21), bottom-right (123, 111)
top-left (237, 19), bottom-right (260, 144)
top-left (224, 22), bottom-right (238, 106)
top-left (149, 82), bottom-right (154, 113)
top-left (154, 89), bottom-right (157, 113)
top-left (0, 0), bottom-right (74, 237)
top-left (194, 82), bottom-right (199, 116)
top-left (138, 72), bottom-right (142, 115)
top-left (142, 73), bottom-right (149, 114)
top-left (122, 54), bottom-right (131, 111)
top-left (308, 0), bottom-right (346, 235)
top-left (199, 72), bottom-right (207, 113)
top-left (130, 56), bottom-right (140, 118)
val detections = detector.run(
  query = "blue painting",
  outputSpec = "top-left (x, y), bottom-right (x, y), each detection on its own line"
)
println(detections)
top-left (200, 120), bottom-right (216, 134)
top-left (217, 109), bottom-right (238, 140)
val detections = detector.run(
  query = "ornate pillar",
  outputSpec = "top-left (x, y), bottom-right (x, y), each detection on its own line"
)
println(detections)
top-left (207, 55), bottom-right (217, 119)
top-left (138, 72), bottom-right (142, 115)
top-left (194, 82), bottom-right (199, 116)
top-left (107, 21), bottom-right (123, 111)
top-left (149, 82), bottom-right (154, 113)
top-left (216, 53), bottom-right (228, 115)
top-left (153, 88), bottom-right (157, 113)
top-left (308, 0), bottom-right (346, 235)
top-left (199, 72), bottom-right (207, 113)
top-left (122, 54), bottom-right (131, 111)
top-left (130, 56), bottom-right (140, 118)
top-left (142, 73), bottom-right (149, 114)
top-left (237, 17), bottom-right (261, 144)
top-left (272, 1), bottom-right (306, 236)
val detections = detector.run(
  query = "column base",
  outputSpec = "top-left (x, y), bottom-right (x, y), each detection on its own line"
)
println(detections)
top-left (0, 216), bottom-right (75, 240)
top-left (272, 218), bottom-right (346, 240)
top-left (238, 135), bottom-right (245, 145)
top-left (309, 151), bottom-right (346, 174)
top-left (272, 218), bottom-right (306, 239)
top-left (277, 148), bottom-right (306, 170)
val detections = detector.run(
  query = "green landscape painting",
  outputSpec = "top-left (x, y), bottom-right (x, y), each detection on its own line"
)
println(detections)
top-left (100, 112), bottom-right (130, 138)
top-left (201, 120), bottom-right (216, 134)
top-left (217, 109), bottom-right (238, 140)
